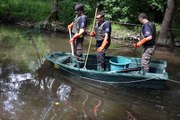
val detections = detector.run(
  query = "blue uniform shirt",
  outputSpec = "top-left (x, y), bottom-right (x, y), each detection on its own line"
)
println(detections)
top-left (72, 15), bottom-right (87, 34)
top-left (142, 22), bottom-right (152, 38)
top-left (79, 15), bottom-right (86, 28)
top-left (104, 21), bottom-right (111, 33)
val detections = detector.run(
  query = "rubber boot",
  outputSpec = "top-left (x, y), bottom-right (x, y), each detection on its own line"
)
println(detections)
top-left (97, 63), bottom-right (104, 71)
top-left (141, 66), bottom-right (149, 75)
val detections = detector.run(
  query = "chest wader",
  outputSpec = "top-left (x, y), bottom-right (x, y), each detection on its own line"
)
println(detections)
top-left (140, 22), bottom-right (156, 74)
top-left (72, 15), bottom-right (86, 61)
top-left (95, 22), bottom-right (107, 71)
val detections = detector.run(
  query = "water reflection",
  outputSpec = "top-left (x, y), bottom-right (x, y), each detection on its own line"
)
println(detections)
top-left (0, 58), bottom-right (179, 120)
top-left (56, 84), bottom-right (72, 102)
top-left (0, 25), bottom-right (180, 120)
top-left (1, 72), bottom-right (35, 119)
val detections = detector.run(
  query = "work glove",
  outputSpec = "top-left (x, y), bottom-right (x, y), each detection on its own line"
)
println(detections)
top-left (97, 40), bottom-right (108, 52)
top-left (69, 33), bottom-right (79, 43)
top-left (67, 23), bottom-right (74, 30)
top-left (133, 37), bottom-right (149, 47)
top-left (90, 31), bottom-right (96, 37)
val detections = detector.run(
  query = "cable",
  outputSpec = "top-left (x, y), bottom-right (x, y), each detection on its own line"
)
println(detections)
top-left (59, 66), bottom-right (162, 84)
top-left (153, 75), bottom-right (180, 84)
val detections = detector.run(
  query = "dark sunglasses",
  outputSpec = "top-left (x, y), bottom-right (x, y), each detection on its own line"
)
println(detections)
top-left (96, 17), bottom-right (102, 20)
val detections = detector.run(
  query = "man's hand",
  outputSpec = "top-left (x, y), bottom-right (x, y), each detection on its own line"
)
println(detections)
top-left (97, 40), bottom-right (108, 52)
top-left (97, 46), bottom-right (104, 52)
top-left (133, 43), bottom-right (138, 47)
top-left (67, 23), bottom-right (74, 30)
top-left (133, 37), bottom-right (150, 47)
top-left (69, 33), bottom-right (79, 43)
top-left (90, 31), bottom-right (96, 37)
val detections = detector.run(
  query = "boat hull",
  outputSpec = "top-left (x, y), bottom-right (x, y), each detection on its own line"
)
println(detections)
top-left (46, 51), bottom-right (168, 89)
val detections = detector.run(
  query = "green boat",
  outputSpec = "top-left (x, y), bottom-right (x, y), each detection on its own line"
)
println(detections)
top-left (45, 51), bottom-right (168, 89)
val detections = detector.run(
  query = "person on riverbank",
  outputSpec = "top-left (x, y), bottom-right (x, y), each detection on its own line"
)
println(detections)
top-left (68, 3), bottom-right (87, 61)
top-left (90, 11), bottom-right (111, 71)
top-left (134, 13), bottom-right (156, 74)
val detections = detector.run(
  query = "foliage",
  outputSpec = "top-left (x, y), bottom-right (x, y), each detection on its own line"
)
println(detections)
top-left (147, 0), bottom-right (166, 12)
top-left (101, 0), bottom-right (166, 23)
top-left (57, 0), bottom-right (166, 25)
top-left (0, 0), bottom-right (167, 24)
top-left (0, 0), bottom-right (177, 32)
top-left (102, 0), bottom-right (139, 22)
top-left (0, 0), bottom-right (51, 22)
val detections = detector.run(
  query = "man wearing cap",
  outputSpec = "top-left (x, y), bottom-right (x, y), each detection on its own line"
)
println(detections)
top-left (90, 11), bottom-right (111, 71)
top-left (68, 3), bottom-right (87, 61)
top-left (134, 13), bottom-right (156, 74)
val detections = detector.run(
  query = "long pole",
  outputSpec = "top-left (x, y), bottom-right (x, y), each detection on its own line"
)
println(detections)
top-left (83, 8), bottom-right (98, 69)
top-left (69, 29), bottom-right (74, 56)
top-left (134, 44), bottom-right (139, 67)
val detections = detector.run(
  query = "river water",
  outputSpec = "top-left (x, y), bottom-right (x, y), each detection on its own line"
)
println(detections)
top-left (0, 24), bottom-right (180, 120)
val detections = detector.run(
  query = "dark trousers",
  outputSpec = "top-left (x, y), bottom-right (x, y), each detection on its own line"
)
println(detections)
top-left (96, 41), bottom-right (105, 71)
top-left (74, 37), bottom-right (83, 60)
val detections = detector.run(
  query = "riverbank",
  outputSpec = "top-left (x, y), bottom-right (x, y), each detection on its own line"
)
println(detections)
top-left (15, 21), bottom-right (180, 48)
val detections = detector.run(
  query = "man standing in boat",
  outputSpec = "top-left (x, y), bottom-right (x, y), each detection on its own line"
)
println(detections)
top-left (90, 11), bottom-right (111, 71)
top-left (134, 13), bottom-right (156, 73)
top-left (68, 3), bottom-right (87, 61)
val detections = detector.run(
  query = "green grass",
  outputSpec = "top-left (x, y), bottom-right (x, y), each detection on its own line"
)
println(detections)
top-left (87, 21), bottom-right (139, 38)
top-left (111, 23), bottom-right (139, 38)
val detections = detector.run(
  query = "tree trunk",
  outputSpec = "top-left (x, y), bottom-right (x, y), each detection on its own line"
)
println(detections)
top-left (157, 0), bottom-right (177, 47)
top-left (46, 0), bottom-right (58, 22)
top-left (35, 0), bottom-right (66, 32)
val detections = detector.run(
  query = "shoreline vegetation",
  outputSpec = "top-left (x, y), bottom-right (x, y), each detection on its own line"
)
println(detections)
top-left (1, 20), bottom-right (180, 48)
top-left (0, 0), bottom-right (179, 47)
top-left (11, 20), bottom-right (180, 48)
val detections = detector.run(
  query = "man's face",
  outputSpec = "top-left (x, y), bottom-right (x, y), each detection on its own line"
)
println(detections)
top-left (96, 15), bottom-right (104, 24)
top-left (138, 18), bottom-right (144, 24)
top-left (75, 9), bottom-right (82, 16)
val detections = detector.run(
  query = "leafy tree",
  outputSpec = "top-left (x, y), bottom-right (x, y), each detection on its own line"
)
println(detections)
top-left (98, 0), bottom-right (166, 23)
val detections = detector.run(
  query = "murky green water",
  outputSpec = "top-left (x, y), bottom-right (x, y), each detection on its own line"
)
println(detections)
top-left (0, 24), bottom-right (180, 120)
